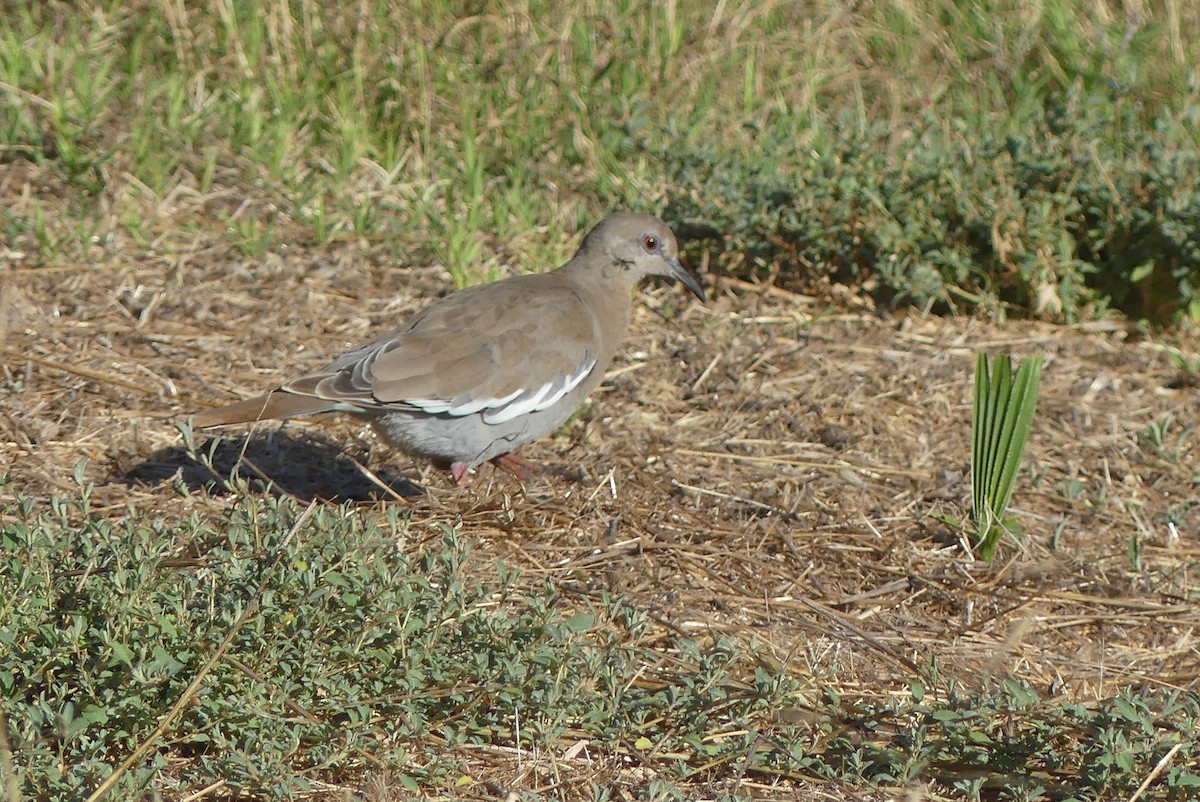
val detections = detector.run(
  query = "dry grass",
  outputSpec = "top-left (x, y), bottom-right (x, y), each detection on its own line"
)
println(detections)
top-left (4, 2), bottom-right (1200, 796)
top-left (5, 148), bottom-right (1200, 716)
top-left (5, 111), bottom-right (1200, 796)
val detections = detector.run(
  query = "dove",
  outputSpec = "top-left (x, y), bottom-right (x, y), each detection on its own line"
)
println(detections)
top-left (192, 213), bottom-right (704, 484)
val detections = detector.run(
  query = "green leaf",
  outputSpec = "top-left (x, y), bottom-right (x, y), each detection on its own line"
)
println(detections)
top-left (563, 613), bottom-right (595, 633)
top-left (971, 353), bottom-right (1044, 559)
top-left (931, 709), bottom-right (964, 722)
top-left (1129, 261), bottom-right (1155, 283)
top-left (109, 641), bottom-right (134, 668)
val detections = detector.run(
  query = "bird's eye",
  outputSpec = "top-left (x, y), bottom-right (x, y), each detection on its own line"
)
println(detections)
top-left (641, 235), bottom-right (658, 253)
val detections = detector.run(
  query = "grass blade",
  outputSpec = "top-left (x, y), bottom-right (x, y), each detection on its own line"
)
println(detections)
top-left (970, 353), bottom-right (1044, 558)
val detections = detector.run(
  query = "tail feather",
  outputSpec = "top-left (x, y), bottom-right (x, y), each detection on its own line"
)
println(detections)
top-left (191, 391), bottom-right (339, 428)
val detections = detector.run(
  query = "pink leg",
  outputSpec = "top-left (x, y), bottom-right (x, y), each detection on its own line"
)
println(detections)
top-left (450, 461), bottom-right (473, 486)
top-left (491, 452), bottom-right (543, 481)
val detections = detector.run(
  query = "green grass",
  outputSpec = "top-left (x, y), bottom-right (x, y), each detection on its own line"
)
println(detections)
top-left (3, 1), bottom-right (1198, 311)
top-left (3, 476), bottom-right (1200, 799)
top-left (971, 353), bottom-right (1043, 559)
top-left (5, 3), bottom-right (1200, 798)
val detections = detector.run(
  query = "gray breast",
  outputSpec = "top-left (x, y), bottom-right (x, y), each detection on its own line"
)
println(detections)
top-left (368, 385), bottom-right (593, 467)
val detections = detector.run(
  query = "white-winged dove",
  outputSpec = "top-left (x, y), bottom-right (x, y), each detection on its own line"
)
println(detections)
top-left (192, 212), bottom-right (704, 485)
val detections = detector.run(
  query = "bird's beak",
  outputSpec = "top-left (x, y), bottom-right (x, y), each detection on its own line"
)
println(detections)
top-left (669, 258), bottom-right (706, 302)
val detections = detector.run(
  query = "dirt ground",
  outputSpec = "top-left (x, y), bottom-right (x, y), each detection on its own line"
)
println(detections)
top-left (3, 162), bottom-right (1200, 798)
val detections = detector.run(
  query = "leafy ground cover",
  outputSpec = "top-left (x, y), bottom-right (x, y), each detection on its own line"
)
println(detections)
top-left (3, 1), bottom-right (1198, 318)
top-left (3, 1), bottom-right (1200, 800)
top-left (5, 263), bottom-right (1199, 799)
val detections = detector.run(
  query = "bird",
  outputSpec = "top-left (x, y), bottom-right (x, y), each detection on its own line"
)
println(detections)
top-left (191, 212), bottom-right (705, 485)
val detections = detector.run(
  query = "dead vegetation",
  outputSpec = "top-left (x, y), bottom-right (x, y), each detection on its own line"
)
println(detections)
top-left (6, 159), bottom-right (1200, 683)
top-left (3, 153), bottom-right (1200, 798)
top-left (5, 1), bottom-right (1200, 795)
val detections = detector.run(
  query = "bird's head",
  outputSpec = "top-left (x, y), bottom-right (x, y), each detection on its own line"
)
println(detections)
top-left (579, 212), bottom-right (705, 301)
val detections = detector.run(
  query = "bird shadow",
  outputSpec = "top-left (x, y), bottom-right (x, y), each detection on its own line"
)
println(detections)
top-left (118, 428), bottom-right (425, 502)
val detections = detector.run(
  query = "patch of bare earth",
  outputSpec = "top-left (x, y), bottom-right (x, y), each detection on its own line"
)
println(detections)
top-left (2, 158), bottom-right (1199, 799)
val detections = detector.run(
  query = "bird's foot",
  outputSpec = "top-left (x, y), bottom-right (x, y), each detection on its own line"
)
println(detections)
top-left (449, 454), bottom-right (543, 486)
top-left (450, 461), bottom-right (473, 486)
top-left (491, 452), bottom-right (543, 481)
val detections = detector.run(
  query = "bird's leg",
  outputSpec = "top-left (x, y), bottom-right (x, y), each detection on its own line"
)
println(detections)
top-left (450, 461), bottom-right (474, 486)
top-left (491, 452), bottom-right (543, 481)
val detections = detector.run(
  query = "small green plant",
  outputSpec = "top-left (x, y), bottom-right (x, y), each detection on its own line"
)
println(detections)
top-left (0, 481), bottom-right (807, 800)
top-left (971, 353), bottom-right (1044, 559)
top-left (1141, 413), bottom-right (1194, 464)
top-left (224, 213), bottom-right (275, 258)
top-left (1164, 346), bottom-right (1200, 376)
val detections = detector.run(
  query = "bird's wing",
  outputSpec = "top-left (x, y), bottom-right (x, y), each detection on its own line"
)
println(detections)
top-left (282, 275), bottom-right (602, 423)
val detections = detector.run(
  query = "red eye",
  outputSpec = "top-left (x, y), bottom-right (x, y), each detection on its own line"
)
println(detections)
top-left (641, 235), bottom-right (658, 252)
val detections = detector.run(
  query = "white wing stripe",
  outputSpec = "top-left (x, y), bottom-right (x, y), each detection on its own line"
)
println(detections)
top-left (405, 398), bottom-right (450, 413)
top-left (406, 387), bottom-right (522, 416)
top-left (484, 383), bottom-right (552, 425)
top-left (445, 388), bottom-right (521, 416)
top-left (481, 356), bottom-right (596, 425)
top-left (537, 358), bottom-right (591, 411)
top-left (405, 355), bottom-right (597, 424)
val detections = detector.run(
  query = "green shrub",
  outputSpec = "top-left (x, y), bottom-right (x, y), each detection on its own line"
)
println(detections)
top-left (0, 482), bottom-right (796, 799)
top-left (665, 92), bottom-right (1200, 324)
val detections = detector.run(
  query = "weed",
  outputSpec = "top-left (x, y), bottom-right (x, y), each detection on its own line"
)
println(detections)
top-left (5, 477), bottom-right (1200, 799)
top-left (1142, 414), bottom-right (1194, 464)
top-left (0, 481), bottom-right (802, 798)
top-left (971, 353), bottom-right (1043, 559)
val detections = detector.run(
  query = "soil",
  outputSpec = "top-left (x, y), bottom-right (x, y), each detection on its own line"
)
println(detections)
top-left (3, 158), bottom-right (1199, 799)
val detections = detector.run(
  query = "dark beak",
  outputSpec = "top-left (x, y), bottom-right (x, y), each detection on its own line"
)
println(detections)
top-left (668, 258), bottom-right (705, 302)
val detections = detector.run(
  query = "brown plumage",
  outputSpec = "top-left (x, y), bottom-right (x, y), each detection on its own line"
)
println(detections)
top-left (192, 212), bottom-right (704, 484)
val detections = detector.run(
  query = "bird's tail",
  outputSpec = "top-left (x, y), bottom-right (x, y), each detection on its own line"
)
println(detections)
top-left (191, 391), bottom-right (337, 428)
